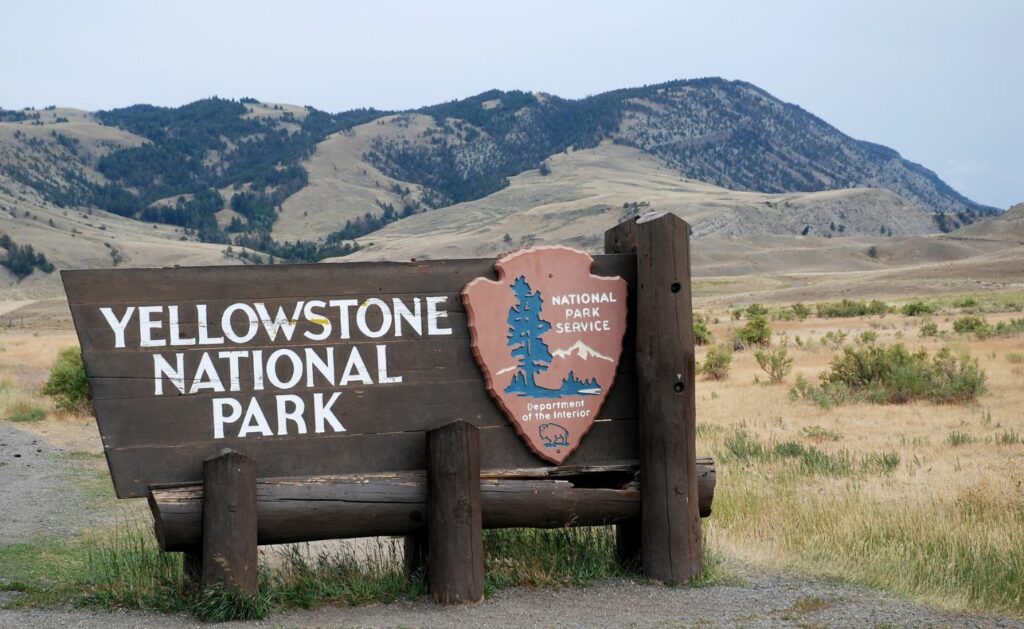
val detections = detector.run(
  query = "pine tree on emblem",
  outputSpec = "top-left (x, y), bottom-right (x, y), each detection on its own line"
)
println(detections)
top-left (505, 276), bottom-right (552, 394)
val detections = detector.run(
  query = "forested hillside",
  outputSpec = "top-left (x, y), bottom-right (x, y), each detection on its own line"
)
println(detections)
top-left (0, 79), bottom-right (998, 272)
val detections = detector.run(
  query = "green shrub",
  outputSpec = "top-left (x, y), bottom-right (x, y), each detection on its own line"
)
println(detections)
top-left (820, 330), bottom-right (848, 350)
top-left (41, 347), bottom-right (90, 412)
top-left (992, 318), bottom-right (1024, 337)
top-left (693, 317), bottom-right (713, 346)
top-left (954, 297), bottom-right (978, 308)
top-left (919, 322), bottom-right (939, 338)
top-left (815, 299), bottom-right (891, 319)
top-left (953, 316), bottom-right (991, 337)
top-left (901, 300), bottom-right (937, 316)
top-left (738, 315), bottom-right (771, 347)
top-left (789, 374), bottom-right (855, 409)
top-left (701, 345), bottom-right (733, 380)
top-left (745, 303), bottom-right (768, 317)
top-left (1007, 352), bottom-right (1024, 364)
top-left (858, 330), bottom-right (878, 344)
top-left (754, 347), bottom-right (793, 384)
top-left (731, 307), bottom-right (743, 321)
top-left (792, 343), bottom-right (985, 406)
top-left (790, 303), bottom-right (811, 320)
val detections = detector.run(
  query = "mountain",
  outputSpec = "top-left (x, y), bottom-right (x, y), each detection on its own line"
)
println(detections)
top-left (364, 79), bottom-right (994, 217)
top-left (0, 79), bottom-right (1003, 291)
top-left (551, 341), bottom-right (614, 362)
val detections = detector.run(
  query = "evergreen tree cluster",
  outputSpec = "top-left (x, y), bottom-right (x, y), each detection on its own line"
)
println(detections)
top-left (0, 233), bottom-right (55, 278)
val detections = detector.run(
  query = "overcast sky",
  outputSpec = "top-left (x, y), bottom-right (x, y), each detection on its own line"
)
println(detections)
top-left (2, 0), bottom-right (1020, 208)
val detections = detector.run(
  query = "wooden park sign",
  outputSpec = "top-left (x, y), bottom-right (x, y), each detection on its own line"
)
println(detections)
top-left (63, 212), bottom-right (714, 603)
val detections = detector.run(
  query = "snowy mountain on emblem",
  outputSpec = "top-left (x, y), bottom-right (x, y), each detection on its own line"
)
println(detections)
top-left (551, 340), bottom-right (613, 362)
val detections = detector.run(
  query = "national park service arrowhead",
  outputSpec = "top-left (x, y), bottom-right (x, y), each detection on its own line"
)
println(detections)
top-left (463, 247), bottom-right (628, 464)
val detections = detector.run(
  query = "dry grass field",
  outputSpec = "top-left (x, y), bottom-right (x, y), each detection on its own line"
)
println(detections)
top-left (694, 302), bottom-right (1024, 615)
top-left (0, 286), bottom-right (1022, 619)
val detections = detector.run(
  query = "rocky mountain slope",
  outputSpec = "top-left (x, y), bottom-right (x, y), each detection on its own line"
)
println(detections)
top-left (0, 79), bottom-right (1008, 294)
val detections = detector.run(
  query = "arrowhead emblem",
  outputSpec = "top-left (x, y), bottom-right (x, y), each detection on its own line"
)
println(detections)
top-left (463, 247), bottom-right (628, 464)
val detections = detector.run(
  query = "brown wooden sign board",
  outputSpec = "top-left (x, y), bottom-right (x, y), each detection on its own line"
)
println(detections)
top-left (63, 255), bottom-right (638, 499)
top-left (63, 213), bottom-right (707, 596)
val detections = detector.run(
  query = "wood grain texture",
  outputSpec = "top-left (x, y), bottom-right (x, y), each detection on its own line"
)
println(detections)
top-left (426, 421), bottom-right (484, 604)
top-left (148, 460), bottom-right (715, 551)
top-left (605, 213), bottom-right (702, 583)
top-left (112, 419), bottom-right (639, 499)
top-left (201, 450), bottom-right (258, 595)
top-left (62, 255), bottom-right (638, 498)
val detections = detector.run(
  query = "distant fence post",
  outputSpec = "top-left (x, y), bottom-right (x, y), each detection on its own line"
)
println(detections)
top-left (201, 450), bottom-right (258, 595)
top-left (604, 212), bottom-right (702, 583)
top-left (427, 420), bottom-right (484, 604)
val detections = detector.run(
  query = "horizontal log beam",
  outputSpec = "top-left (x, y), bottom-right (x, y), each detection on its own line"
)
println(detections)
top-left (149, 460), bottom-right (715, 552)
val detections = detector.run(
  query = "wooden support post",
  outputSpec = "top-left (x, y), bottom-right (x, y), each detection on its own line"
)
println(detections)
top-left (201, 450), bottom-right (258, 595)
top-left (404, 533), bottom-right (428, 581)
top-left (426, 420), bottom-right (484, 604)
top-left (182, 551), bottom-right (203, 585)
top-left (605, 212), bottom-right (702, 583)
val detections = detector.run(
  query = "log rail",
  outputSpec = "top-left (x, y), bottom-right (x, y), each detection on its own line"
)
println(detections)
top-left (149, 458), bottom-right (715, 552)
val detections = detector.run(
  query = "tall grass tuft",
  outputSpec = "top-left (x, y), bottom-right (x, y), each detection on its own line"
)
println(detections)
top-left (483, 527), bottom-right (621, 593)
top-left (75, 519), bottom-right (184, 612)
top-left (711, 476), bottom-right (1024, 615)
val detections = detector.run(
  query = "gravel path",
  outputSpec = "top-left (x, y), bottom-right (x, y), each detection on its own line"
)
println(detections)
top-left (2, 572), bottom-right (1022, 628)
top-left (0, 421), bottom-right (101, 546)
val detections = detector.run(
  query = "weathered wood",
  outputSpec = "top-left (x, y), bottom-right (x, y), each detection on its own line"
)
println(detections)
top-left (201, 450), bottom-right (258, 595)
top-left (426, 421), bottom-right (483, 604)
top-left (63, 255), bottom-right (635, 305)
top-left (605, 220), bottom-right (644, 571)
top-left (605, 213), bottom-right (702, 583)
top-left (148, 460), bottom-right (716, 551)
top-left (109, 419), bottom-right (639, 499)
top-left (63, 255), bottom-right (639, 499)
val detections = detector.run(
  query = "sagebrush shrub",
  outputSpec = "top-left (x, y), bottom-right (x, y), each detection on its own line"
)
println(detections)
top-left (41, 347), bottom-right (90, 412)
top-left (693, 317), bottom-right (713, 345)
top-left (755, 347), bottom-right (794, 384)
top-left (738, 315), bottom-right (771, 347)
top-left (791, 342), bottom-right (985, 406)
top-left (701, 345), bottom-right (733, 380)
top-left (901, 300), bottom-right (937, 316)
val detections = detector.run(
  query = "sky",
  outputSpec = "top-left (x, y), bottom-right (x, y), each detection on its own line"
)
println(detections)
top-left (2, 0), bottom-right (1020, 209)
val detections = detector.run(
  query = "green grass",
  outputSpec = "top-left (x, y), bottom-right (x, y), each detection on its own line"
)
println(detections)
top-left (721, 429), bottom-right (899, 478)
top-left (996, 431), bottom-right (1020, 446)
top-left (7, 402), bottom-right (46, 422)
top-left (1, 520), bottom-right (732, 621)
top-left (947, 430), bottom-right (974, 446)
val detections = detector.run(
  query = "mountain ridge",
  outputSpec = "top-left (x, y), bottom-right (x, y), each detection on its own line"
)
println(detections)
top-left (0, 78), bottom-right (1006, 287)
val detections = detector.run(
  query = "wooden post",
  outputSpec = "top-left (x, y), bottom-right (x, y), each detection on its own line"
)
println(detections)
top-left (426, 420), bottom-right (484, 604)
top-left (404, 533), bottom-right (428, 581)
top-left (605, 212), bottom-right (702, 583)
top-left (201, 450), bottom-right (258, 595)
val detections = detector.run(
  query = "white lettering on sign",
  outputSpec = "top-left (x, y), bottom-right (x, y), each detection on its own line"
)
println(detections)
top-left (98, 295), bottom-right (454, 440)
